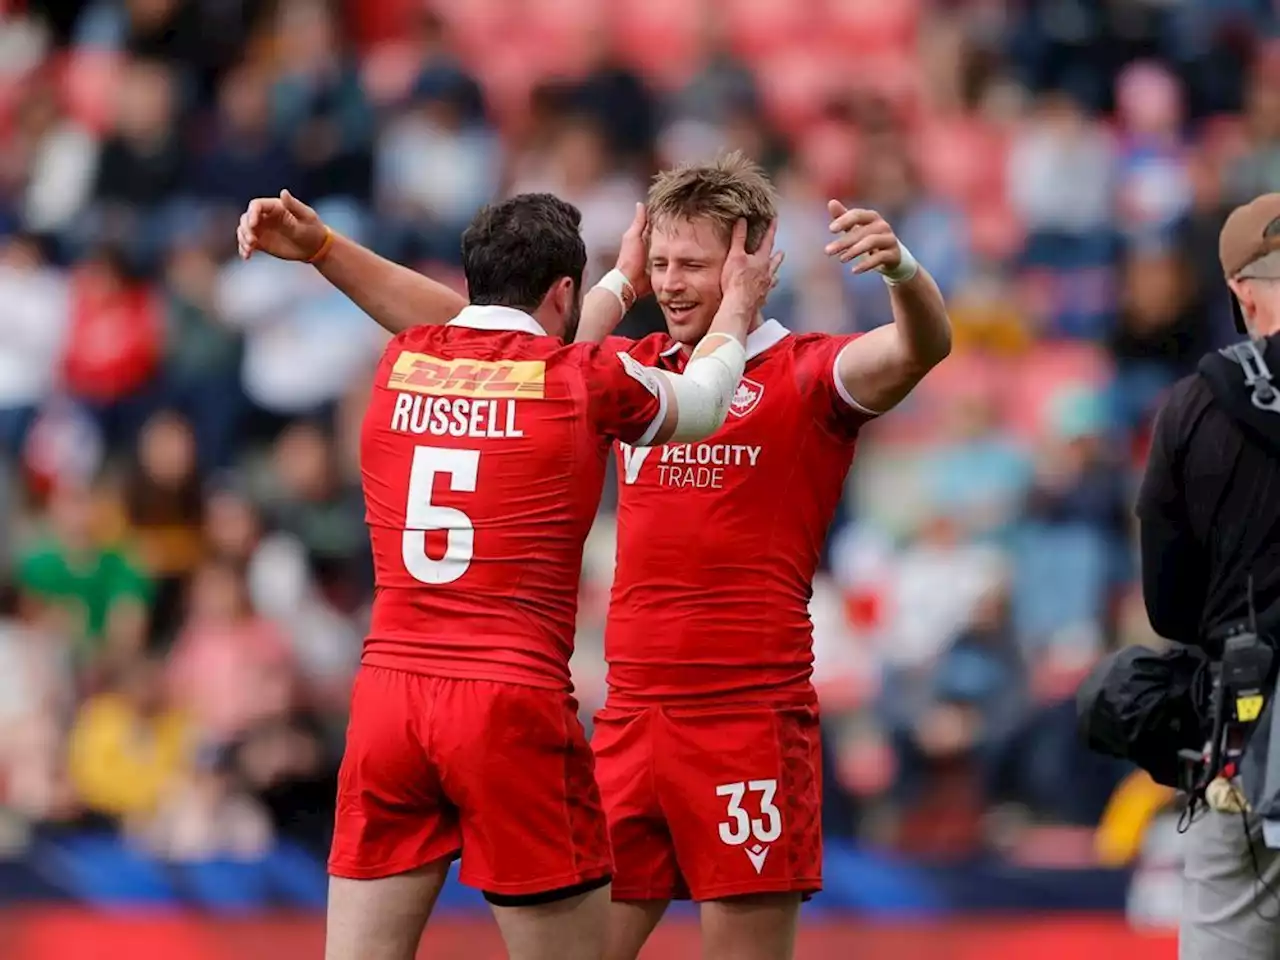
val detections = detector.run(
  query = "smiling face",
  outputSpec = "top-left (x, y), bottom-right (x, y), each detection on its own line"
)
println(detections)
top-left (643, 152), bottom-right (779, 348)
top-left (648, 215), bottom-right (732, 346)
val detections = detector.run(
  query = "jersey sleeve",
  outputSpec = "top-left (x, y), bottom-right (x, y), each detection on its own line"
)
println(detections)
top-left (581, 343), bottom-right (668, 446)
top-left (797, 334), bottom-right (879, 441)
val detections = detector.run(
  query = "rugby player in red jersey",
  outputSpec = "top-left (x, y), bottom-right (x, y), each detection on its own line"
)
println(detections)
top-left (238, 151), bottom-right (950, 960)
top-left (235, 190), bottom-right (782, 960)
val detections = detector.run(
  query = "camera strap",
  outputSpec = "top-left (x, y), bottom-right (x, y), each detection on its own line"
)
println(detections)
top-left (1200, 337), bottom-right (1280, 455)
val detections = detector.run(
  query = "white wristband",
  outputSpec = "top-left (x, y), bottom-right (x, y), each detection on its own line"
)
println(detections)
top-left (879, 242), bottom-right (919, 286)
top-left (594, 268), bottom-right (637, 312)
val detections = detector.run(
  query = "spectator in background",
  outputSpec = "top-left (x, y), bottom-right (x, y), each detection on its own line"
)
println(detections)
top-left (246, 532), bottom-right (360, 717)
top-left (0, 234), bottom-right (68, 459)
top-left (216, 200), bottom-right (384, 434)
top-left (167, 559), bottom-right (296, 746)
top-left (122, 411), bottom-right (204, 642)
top-left (17, 481), bottom-right (151, 671)
top-left (1009, 88), bottom-right (1117, 339)
top-left (260, 421), bottom-right (369, 612)
top-left (190, 62), bottom-right (297, 225)
top-left (1107, 241), bottom-right (1209, 432)
top-left (60, 244), bottom-right (164, 450)
top-left (1025, 388), bottom-right (1130, 548)
top-left (570, 25), bottom-right (657, 167)
top-left (670, 10), bottom-right (760, 129)
top-left (374, 69), bottom-right (501, 265)
top-left (88, 58), bottom-right (185, 266)
top-left (13, 80), bottom-right (98, 238)
top-left (919, 386), bottom-right (1034, 539)
top-left (843, 147), bottom-right (971, 333)
top-left (201, 480), bottom-right (264, 569)
top-left (268, 0), bottom-right (374, 202)
top-left (1223, 45), bottom-right (1280, 205)
top-left (137, 742), bottom-right (274, 863)
top-left (67, 654), bottom-right (189, 826)
top-left (1022, 386), bottom-right (1130, 632)
top-left (508, 113), bottom-right (644, 281)
top-left (360, 8), bottom-right (486, 121)
top-left (160, 241), bottom-right (244, 471)
top-left (1113, 62), bottom-right (1193, 244)
top-left (0, 584), bottom-right (76, 824)
top-left (884, 586), bottom-right (1025, 857)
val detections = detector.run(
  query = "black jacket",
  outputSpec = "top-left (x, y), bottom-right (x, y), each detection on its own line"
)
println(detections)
top-left (1136, 334), bottom-right (1280, 654)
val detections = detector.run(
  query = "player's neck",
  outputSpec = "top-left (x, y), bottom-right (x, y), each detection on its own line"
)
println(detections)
top-left (679, 311), bottom-right (765, 358)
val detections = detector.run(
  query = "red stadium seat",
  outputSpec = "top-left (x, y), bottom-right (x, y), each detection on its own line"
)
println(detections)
top-left (359, 40), bottom-right (426, 107)
top-left (1002, 343), bottom-right (1115, 440)
top-left (613, 0), bottom-right (703, 90)
top-left (471, 39), bottom-right (550, 125)
top-left (56, 50), bottom-right (122, 135)
top-left (967, 203), bottom-right (1024, 262)
top-left (823, 0), bottom-right (920, 52)
top-left (721, 0), bottom-right (819, 59)
top-left (435, 0), bottom-right (515, 61)
top-left (754, 45), bottom-right (850, 137)
top-left (915, 114), bottom-right (1007, 205)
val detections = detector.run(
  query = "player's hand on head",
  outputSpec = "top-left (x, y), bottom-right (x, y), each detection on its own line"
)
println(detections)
top-left (824, 200), bottom-right (902, 275)
top-left (236, 189), bottom-right (329, 263)
top-left (615, 202), bottom-right (652, 299)
top-left (721, 218), bottom-right (784, 309)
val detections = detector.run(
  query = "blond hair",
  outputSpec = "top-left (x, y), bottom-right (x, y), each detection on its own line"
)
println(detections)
top-left (647, 151), bottom-right (778, 253)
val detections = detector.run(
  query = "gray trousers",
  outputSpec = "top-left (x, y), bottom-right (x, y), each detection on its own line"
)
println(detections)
top-left (1182, 809), bottom-right (1280, 959)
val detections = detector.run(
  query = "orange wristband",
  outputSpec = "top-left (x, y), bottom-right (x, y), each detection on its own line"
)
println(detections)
top-left (306, 226), bottom-right (335, 264)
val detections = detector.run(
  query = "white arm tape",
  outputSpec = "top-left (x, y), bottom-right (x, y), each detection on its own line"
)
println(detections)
top-left (879, 241), bottom-right (919, 286)
top-left (661, 336), bottom-right (747, 442)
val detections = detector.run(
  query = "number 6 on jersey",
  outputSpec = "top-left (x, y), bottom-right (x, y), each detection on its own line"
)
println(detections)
top-left (716, 778), bottom-right (782, 846)
top-left (402, 445), bottom-right (479, 584)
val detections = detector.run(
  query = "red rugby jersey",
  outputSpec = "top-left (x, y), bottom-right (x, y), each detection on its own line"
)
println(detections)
top-left (361, 306), bottom-right (665, 691)
top-left (605, 320), bottom-right (873, 706)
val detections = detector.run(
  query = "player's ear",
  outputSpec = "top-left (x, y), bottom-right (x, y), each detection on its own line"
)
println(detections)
top-left (547, 276), bottom-right (576, 316)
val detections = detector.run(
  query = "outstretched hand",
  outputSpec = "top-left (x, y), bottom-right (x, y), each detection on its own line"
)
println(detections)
top-left (824, 200), bottom-right (903, 274)
top-left (720, 218), bottom-right (784, 309)
top-left (236, 190), bottom-right (330, 263)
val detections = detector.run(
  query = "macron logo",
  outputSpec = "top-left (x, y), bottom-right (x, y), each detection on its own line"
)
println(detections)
top-left (745, 844), bottom-right (770, 874)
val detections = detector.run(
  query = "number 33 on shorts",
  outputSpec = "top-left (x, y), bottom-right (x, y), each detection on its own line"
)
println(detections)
top-left (717, 779), bottom-right (781, 873)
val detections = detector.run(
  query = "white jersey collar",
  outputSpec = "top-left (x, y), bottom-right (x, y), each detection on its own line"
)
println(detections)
top-left (659, 318), bottom-right (791, 361)
top-left (449, 304), bottom-right (548, 336)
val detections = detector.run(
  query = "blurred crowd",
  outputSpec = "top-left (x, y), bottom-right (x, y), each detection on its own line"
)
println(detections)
top-left (0, 0), bottom-right (1277, 877)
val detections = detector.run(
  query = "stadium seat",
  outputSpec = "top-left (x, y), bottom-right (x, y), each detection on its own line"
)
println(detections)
top-left (754, 46), bottom-right (850, 137)
top-left (358, 41), bottom-right (426, 106)
top-left (915, 115), bottom-right (1007, 206)
top-left (471, 40), bottom-right (552, 124)
top-left (823, 0), bottom-right (920, 52)
top-left (721, 0), bottom-right (818, 59)
top-left (55, 49), bottom-right (122, 135)
top-left (1002, 343), bottom-right (1115, 440)
top-left (613, 0), bottom-right (703, 90)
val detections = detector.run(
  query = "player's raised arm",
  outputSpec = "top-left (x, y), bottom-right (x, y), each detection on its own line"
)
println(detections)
top-left (824, 201), bottom-right (952, 414)
top-left (613, 218), bottom-right (782, 447)
top-left (236, 190), bottom-right (467, 334)
top-left (575, 202), bottom-right (650, 344)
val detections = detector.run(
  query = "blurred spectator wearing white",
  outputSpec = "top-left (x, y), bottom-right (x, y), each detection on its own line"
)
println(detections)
top-left (216, 200), bottom-right (385, 427)
top-left (0, 235), bottom-right (69, 458)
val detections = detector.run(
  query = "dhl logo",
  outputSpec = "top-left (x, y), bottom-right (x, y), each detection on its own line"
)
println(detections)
top-left (388, 352), bottom-right (546, 398)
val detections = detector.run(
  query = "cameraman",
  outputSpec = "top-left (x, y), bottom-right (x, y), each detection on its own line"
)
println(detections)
top-left (1132, 194), bottom-right (1280, 958)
